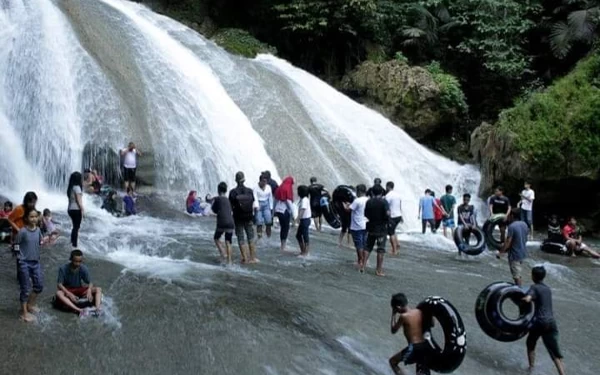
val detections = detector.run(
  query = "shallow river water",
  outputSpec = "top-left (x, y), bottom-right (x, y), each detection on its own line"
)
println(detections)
top-left (1, 196), bottom-right (599, 375)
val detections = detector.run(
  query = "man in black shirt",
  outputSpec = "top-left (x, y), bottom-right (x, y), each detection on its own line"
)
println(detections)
top-left (366, 178), bottom-right (382, 198)
top-left (212, 182), bottom-right (235, 264)
top-left (308, 177), bottom-right (325, 232)
top-left (229, 172), bottom-right (258, 264)
top-left (363, 185), bottom-right (390, 276)
top-left (488, 186), bottom-right (511, 243)
top-left (522, 266), bottom-right (565, 375)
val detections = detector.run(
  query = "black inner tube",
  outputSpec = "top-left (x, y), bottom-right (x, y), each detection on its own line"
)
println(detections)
top-left (453, 226), bottom-right (486, 255)
top-left (483, 215), bottom-right (507, 251)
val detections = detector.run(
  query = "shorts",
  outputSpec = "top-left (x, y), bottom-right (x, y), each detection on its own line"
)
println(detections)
top-left (350, 229), bottom-right (367, 250)
top-left (399, 342), bottom-right (431, 375)
top-left (366, 233), bottom-right (387, 253)
top-left (296, 218), bottom-right (310, 244)
top-left (234, 220), bottom-right (255, 246)
top-left (17, 260), bottom-right (44, 303)
top-left (311, 204), bottom-right (322, 218)
top-left (526, 322), bottom-right (563, 359)
top-left (509, 260), bottom-right (523, 280)
top-left (442, 217), bottom-right (455, 228)
top-left (520, 209), bottom-right (533, 227)
top-left (123, 167), bottom-right (136, 183)
top-left (387, 216), bottom-right (403, 236)
top-left (341, 214), bottom-right (351, 233)
top-left (254, 200), bottom-right (273, 226)
top-left (214, 228), bottom-right (234, 242)
top-left (67, 286), bottom-right (90, 297)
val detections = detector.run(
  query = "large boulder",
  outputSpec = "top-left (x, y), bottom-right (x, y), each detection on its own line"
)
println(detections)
top-left (470, 51), bottom-right (600, 233)
top-left (340, 60), bottom-right (465, 140)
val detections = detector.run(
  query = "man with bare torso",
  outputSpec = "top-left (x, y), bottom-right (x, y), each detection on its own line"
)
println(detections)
top-left (389, 293), bottom-right (431, 375)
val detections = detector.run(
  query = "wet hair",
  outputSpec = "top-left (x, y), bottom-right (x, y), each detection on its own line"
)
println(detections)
top-left (445, 184), bottom-right (453, 193)
top-left (23, 206), bottom-right (38, 224)
top-left (310, 177), bottom-right (317, 184)
top-left (495, 186), bottom-right (504, 193)
top-left (22, 191), bottom-right (38, 206)
top-left (43, 208), bottom-right (51, 216)
top-left (386, 181), bottom-right (394, 189)
top-left (531, 266), bottom-right (546, 283)
top-left (70, 249), bottom-right (83, 260)
top-left (3, 200), bottom-right (12, 209)
top-left (371, 184), bottom-right (385, 196)
top-left (374, 178), bottom-right (382, 185)
top-left (463, 193), bottom-right (471, 199)
top-left (218, 182), bottom-right (228, 194)
top-left (297, 185), bottom-right (309, 198)
top-left (67, 172), bottom-right (83, 198)
top-left (356, 184), bottom-right (367, 194)
top-left (391, 293), bottom-right (408, 308)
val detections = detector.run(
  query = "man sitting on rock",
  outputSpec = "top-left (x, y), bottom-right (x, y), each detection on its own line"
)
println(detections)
top-left (55, 249), bottom-right (103, 315)
top-left (562, 217), bottom-right (600, 259)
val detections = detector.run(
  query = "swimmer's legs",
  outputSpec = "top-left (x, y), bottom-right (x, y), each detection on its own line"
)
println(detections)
top-left (389, 351), bottom-right (406, 375)
top-left (215, 239), bottom-right (227, 261)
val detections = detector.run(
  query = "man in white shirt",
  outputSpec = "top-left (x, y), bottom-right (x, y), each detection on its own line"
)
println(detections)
top-left (344, 185), bottom-right (369, 269)
top-left (120, 142), bottom-right (142, 193)
top-left (385, 181), bottom-right (403, 255)
top-left (520, 181), bottom-right (535, 239)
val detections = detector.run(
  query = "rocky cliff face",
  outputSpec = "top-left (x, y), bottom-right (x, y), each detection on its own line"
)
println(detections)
top-left (340, 60), bottom-right (460, 141)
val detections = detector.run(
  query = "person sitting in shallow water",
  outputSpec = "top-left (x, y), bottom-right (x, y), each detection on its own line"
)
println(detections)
top-left (186, 190), bottom-right (202, 215)
top-left (562, 217), bottom-right (600, 259)
top-left (101, 190), bottom-right (121, 216)
top-left (546, 215), bottom-right (563, 243)
top-left (55, 249), bottom-right (102, 315)
top-left (123, 187), bottom-right (136, 216)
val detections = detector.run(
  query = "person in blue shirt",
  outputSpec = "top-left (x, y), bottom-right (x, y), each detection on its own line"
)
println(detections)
top-left (418, 189), bottom-right (442, 234)
top-left (499, 209), bottom-right (529, 286)
top-left (55, 249), bottom-right (103, 315)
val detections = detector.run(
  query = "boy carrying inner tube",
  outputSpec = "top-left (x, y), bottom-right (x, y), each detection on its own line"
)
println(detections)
top-left (389, 293), bottom-right (431, 375)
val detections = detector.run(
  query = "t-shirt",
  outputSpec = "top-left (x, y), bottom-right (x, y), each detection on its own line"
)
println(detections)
top-left (308, 183), bottom-right (324, 207)
top-left (274, 199), bottom-right (294, 215)
top-left (440, 194), bottom-right (456, 218)
top-left (547, 223), bottom-right (563, 243)
top-left (366, 184), bottom-right (382, 198)
top-left (123, 149), bottom-right (138, 169)
top-left (8, 205), bottom-right (26, 233)
top-left (42, 217), bottom-right (56, 234)
top-left (211, 196), bottom-right (235, 230)
top-left (419, 195), bottom-right (435, 220)
top-left (457, 204), bottom-right (476, 225)
top-left (507, 221), bottom-right (529, 262)
top-left (434, 198), bottom-right (444, 220)
top-left (562, 224), bottom-right (578, 240)
top-left (299, 197), bottom-right (312, 219)
top-left (68, 185), bottom-right (82, 211)
top-left (364, 197), bottom-right (389, 235)
top-left (527, 283), bottom-right (555, 325)
top-left (385, 190), bottom-right (402, 218)
top-left (58, 264), bottom-right (91, 288)
top-left (16, 227), bottom-right (43, 261)
top-left (520, 189), bottom-right (535, 211)
top-left (490, 195), bottom-right (511, 214)
top-left (349, 196), bottom-right (368, 231)
top-left (229, 185), bottom-right (256, 222)
top-left (254, 185), bottom-right (273, 210)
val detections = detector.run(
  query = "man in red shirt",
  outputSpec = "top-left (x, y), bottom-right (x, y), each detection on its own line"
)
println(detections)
top-left (562, 217), bottom-right (600, 259)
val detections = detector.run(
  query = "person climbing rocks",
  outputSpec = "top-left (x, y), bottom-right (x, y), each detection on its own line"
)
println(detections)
top-left (519, 181), bottom-right (535, 240)
top-left (211, 182), bottom-right (235, 265)
top-left (364, 184), bottom-right (390, 276)
top-left (274, 176), bottom-right (295, 252)
top-left (67, 172), bottom-right (84, 248)
top-left (120, 142), bottom-right (142, 193)
top-left (55, 249), bottom-right (103, 316)
top-left (344, 184), bottom-right (368, 269)
top-left (488, 186), bottom-right (511, 243)
top-left (308, 177), bottom-right (325, 232)
top-left (14, 207), bottom-right (44, 322)
top-left (229, 171), bottom-right (258, 263)
top-left (389, 293), bottom-right (431, 375)
top-left (254, 175), bottom-right (274, 240)
top-left (562, 217), bottom-right (600, 258)
top-left (295, 185), bottom-right (312, 257)
top-left (385, 181), bottom-right (403, 256)
top-left (498, 209), bottom-right (528, 286)
top-left (522, 266), bottom-right (566, 375)
top-left (440, 184), bottom-right (457, 238)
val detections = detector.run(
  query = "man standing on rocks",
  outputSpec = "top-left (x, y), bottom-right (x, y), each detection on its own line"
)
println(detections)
top-left (519, 181), bottom-right (535, 240)
top-left (229, 172), bottom-right (258, 263)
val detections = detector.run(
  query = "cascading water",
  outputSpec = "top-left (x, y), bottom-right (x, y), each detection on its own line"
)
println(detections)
top-left (1, 0), bottom-right (480, 223)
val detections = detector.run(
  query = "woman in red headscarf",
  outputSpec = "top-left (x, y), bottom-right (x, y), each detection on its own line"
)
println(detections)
top-left (186, 191), bottom-right (202, 214)
top-left (274, 176), bottom-right (295, 252)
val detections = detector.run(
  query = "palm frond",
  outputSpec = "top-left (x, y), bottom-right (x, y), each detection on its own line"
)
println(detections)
top-left (568, 9), bottom-right (596, 40)
top-left (550, 21), bottom-right (573, 58)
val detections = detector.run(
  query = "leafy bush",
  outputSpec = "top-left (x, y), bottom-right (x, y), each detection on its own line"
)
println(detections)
top-left (426, 61), bottom-right (468, 116)
top-left (394, 51), bottom-right (408, 64)
top-left (497, 51), bottom-right (600, 173)
top-left (212, 29), bottom-right (277, 58)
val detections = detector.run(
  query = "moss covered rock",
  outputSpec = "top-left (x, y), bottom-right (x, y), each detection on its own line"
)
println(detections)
top-left (340, 60), bottom-right (467, 140)
top-left (211, 29), bottom-right (276, 58)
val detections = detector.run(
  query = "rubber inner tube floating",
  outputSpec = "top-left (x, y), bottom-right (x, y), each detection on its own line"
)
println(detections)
top-left (540, 240), bottom-right (568, 256)
top-left (452, 226), bottom-right (486, 255)
top-left (475, 281), bottom-right (534, 342)
top-left (482, 214), bottom-right (507, 251)
top-left (417, 296), bottom-right (467, 373)
top-left (319, 192), bottom-right (340, 229)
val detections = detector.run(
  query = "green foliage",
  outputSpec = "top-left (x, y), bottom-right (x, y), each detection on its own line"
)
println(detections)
top-left (394, 51), bottom-right (409, 63)
top-left (497, 51), bottom-right (600, 173)
top-left (212, 29), bottom-right (277, 58)
top-left (425, 61), bottom-right (468, 115)
top-left (550, 0), bottom-right (600, 58)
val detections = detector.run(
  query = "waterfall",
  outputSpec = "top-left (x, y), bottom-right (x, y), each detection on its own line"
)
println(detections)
top-left (0, 0), bottom-right (481, 229)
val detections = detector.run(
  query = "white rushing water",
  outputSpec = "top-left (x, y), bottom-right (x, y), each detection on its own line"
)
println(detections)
top-left (0, 0), bottom-right (481, 230)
